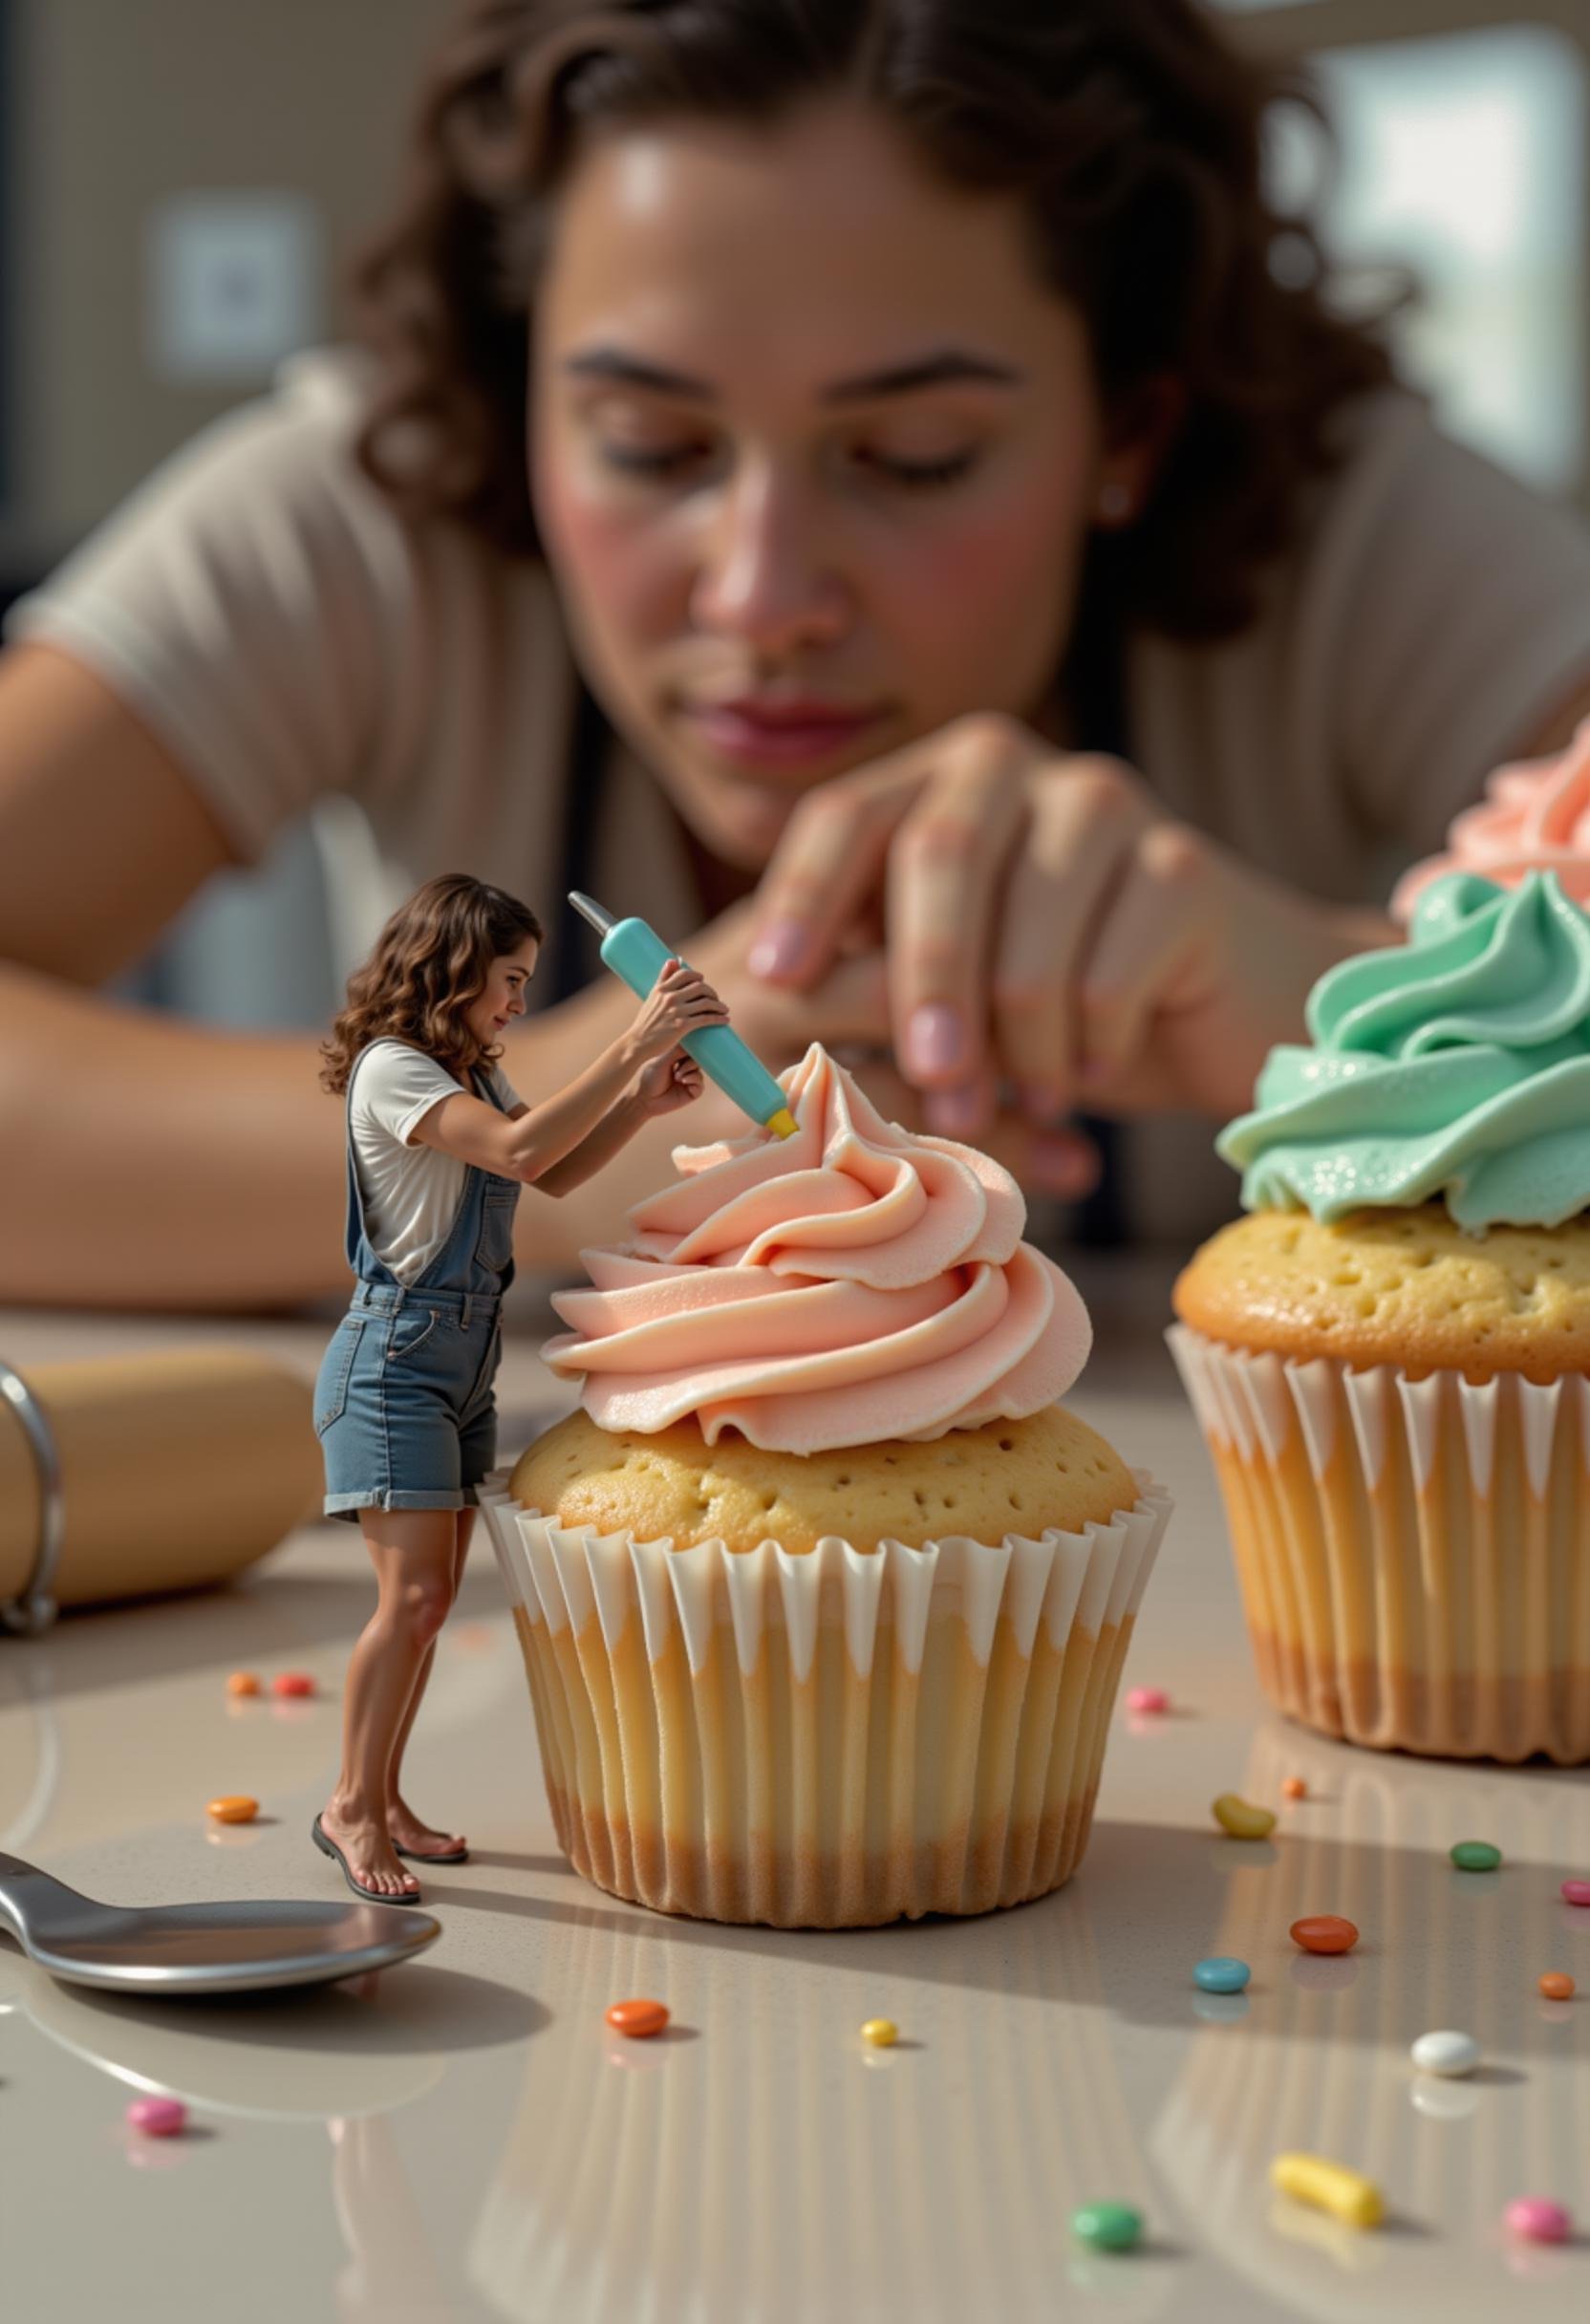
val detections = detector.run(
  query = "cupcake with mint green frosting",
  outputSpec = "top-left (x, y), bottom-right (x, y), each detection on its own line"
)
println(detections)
top-left (1170, 870), bottom-right (1590, 1763)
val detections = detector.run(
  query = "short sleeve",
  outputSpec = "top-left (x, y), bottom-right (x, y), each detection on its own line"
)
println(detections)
top-left (1327, 396), bottom-right (1590, 847)
top-left (353, 1043), bottom-right (465, 1150)
top-left (4, 350), bottom-right (410, 864)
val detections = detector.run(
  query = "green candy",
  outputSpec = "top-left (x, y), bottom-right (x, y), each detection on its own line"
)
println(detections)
top-left (1450, 1840), bottom-right (1501, 1872)
top-left (1071, 2203), bottom-right (1143, 2253)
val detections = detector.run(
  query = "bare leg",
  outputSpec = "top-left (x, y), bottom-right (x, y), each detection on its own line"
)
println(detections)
top-left (385, 1510), bottom-right (474, 1858)
top-left (319, 1511), bottom-right (458, 1898)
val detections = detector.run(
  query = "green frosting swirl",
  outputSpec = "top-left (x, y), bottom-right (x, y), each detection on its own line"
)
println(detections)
top-left (1217, 872), bottom-right (1590, 1229)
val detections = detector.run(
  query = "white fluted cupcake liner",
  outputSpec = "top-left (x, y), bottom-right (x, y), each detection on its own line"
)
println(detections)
top-left (478, 1468), bottom-right (1171, 1926)
top-left (1169, 1323), bottom-right (1590, 1762)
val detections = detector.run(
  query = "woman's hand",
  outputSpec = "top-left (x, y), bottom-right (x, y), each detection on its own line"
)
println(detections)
top-left (741, 712), bottom-right (1399, 1138)
top-left (631, 1046), bottom-right (706, 1116)
top-left (625, 957), bottom-right (730, 1065)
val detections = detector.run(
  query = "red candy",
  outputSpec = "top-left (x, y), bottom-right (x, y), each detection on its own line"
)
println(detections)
top-left (1126, 1687), bottom-right (1169, 1714)
top-left (126, 2098), bottom-right (186, 2138)
top-left (1538, 1972), bottom-right (1575, 2001)
top-left (1562, 1879), bottom-right (1590, 1907)
top-left (1280, 1777), bottom-right (1307, 1800)
top-left (271, 1671), bottom-right (316, 1699)
top-left (606, 1998), bottom-right (669, 2039)
top-left (1290, 1915), bottom-right (1358, 1956)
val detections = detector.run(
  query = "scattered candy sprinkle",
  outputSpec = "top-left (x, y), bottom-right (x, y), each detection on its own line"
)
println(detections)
top-left (1270, 2153), bottom-right (1383, 2229)
top-left (860, 2019), bottom-right (898, 2048)
top-left (1410, 2030), bottom-right (1480, 2078)
top-left (1126, 1687), bottom-right (1169, 1714)
top-left (126, 2098), bottom-right (186, 2138)
top-left (226, 1672), bottom-right (260, 1698)
top-left (1562, 1879), bottom-right (1590, 1907)
top-left (1450, 1840), bottom-right (1501, 1872)
top-left (1504, 2198), bottom-right (1572, 2245)
top-left (1071, 2203), bottom-right (1143, 2253)
top-left (605, 1999), bottom-right (669, 2039)
top-left (1193, 1957), bottom-right (1250, 1994)
top-left (1212, 1794), bottom-right (1276, 1840)
top-left (1538, 1972), bottom-right (1575, 2001)
top-left (205, 1796), bottom-right (258, 1825)
top-left (271, 1672), bottom-right (316, 1699)
top-left (1280, 1777), bottom-right (1307, 1800)
top-left (1289, 1915), bottom-right (1358, 1956)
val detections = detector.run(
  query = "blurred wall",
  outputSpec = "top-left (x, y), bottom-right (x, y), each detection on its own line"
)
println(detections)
top-left (9, 0), bottom-right (446, 564)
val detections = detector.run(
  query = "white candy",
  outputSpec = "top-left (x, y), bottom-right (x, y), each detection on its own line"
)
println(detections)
top-left (1410, 2029), bottom-right (1480, 2078)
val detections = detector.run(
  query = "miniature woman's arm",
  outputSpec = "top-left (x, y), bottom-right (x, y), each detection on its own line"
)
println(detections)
top-left (411, 963), bottom-right (726, 1185)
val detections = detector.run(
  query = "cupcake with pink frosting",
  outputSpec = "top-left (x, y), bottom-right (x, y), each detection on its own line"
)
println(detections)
top-left (1392, 714), bottom-right (1590, 920)
top-left (480, 1044), bottom-right (1171, 1928)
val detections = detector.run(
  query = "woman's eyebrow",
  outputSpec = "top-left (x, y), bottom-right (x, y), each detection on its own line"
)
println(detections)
top-left (562, 346), bottom-right (1022, 403)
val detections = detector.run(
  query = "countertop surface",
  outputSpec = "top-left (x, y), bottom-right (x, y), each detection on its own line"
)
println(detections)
top-left (3, 1258), bottom-right (1589, 2323)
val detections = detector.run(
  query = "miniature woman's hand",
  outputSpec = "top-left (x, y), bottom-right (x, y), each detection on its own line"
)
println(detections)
top-left (627, 957), bottom-right (730, 1066)
top-left (743, 713), bottom-right (1399, 1137)
top-left (633, 1046), bottom-right (706, 1115)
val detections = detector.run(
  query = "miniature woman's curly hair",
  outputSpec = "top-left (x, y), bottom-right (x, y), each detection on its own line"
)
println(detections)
top-left (349, 0), bottom-right (1396, 643)
top-left (319, 873), bottom-right (545, 1094)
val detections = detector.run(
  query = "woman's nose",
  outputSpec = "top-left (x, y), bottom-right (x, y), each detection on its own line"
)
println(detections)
top-left (691, 462), bottom-right (849, 652)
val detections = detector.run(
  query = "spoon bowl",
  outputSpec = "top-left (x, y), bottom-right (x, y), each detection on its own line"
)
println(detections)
top-left (0, 1850), bottom-right (440, 1995)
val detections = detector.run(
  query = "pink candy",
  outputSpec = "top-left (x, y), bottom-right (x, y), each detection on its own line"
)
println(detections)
top-left (1127, 1687), bottom-right (1170, 1714)
top-left (1561, 1879), bottom-right (1590, 1906)
top-left (126, 2098), bottom-right (186, 2139)
top-left (1504, 2197), bottom-right (1571, 2245)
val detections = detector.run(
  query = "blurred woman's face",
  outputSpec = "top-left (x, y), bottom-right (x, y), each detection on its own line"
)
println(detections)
top-left (531, 97), bottom-right (1113, 871)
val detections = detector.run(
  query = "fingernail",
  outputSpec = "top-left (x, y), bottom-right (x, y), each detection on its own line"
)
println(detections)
top-left (1033, 1131), bottom-right (1099, 1198)
top-left (1020, 1082), bottom-right (1068, 1127)
top-left (925, 1084), bottom-right (985, 1137)
top-left (747, 920), bottom-right (811, 981)
top-left (905, 1003), bottom-right (967, 1080)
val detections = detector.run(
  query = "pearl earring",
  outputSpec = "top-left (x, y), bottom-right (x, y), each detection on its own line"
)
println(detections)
top-left (1096, 483), bottom-right (1132, 524)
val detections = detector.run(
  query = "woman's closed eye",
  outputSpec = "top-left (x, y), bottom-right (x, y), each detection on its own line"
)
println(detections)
top-left (596, 438), bottom-right (981, 491)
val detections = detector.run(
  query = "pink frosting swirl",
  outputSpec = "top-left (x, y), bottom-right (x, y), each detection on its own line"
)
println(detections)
top-left (541, 1043), bottom-right (1092, 1452)
top-left (1392, 716), bottom-right (1590, 922)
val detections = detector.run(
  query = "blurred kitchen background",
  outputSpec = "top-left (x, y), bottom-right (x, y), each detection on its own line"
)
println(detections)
top-left (1, 0), bottom-right (1586, 1028)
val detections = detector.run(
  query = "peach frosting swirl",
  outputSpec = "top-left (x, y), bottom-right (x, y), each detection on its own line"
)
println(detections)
top-left (541, 1043), bottom-right (1092, 1453)
top-left (1392, 715), bottom-right (1590, 922)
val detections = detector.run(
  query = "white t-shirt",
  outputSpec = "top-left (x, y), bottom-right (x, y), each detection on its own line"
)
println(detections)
top-left (12, 346), bottom-right (1590, 1240)
top-left (349, 1040), bottom-right (523, 1285)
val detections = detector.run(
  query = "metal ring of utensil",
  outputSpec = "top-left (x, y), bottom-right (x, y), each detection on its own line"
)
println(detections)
top-left (0, 1360), bottom-right (62, 1637)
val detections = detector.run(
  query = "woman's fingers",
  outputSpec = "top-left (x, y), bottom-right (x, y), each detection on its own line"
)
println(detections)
top-left (1072, 824), bottom-right (1208, 1094)
top-left (886, 720), bottom-right (1030, 1109)
top-left (747, 768), bottom-right (913, 987)
top-left (991, 758), bottom-right (1150, 1116)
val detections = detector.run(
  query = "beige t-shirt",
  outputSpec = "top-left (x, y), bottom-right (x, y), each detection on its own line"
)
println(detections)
top-left (11, 347), bottom-right (1590, 1240)
top-left (349, 1040), bottom-right (522, 1285)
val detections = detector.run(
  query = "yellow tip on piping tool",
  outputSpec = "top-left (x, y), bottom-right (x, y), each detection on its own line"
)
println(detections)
top-left (766, 1108), bottom-right (798, 1140)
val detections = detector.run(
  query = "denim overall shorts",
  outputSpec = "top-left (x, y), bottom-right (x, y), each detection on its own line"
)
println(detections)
top-left (315, 1053), bottom-right (521, 1521)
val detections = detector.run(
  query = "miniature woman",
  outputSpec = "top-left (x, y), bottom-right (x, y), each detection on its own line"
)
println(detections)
top-left (312, 872), bottom-right (727, 1902)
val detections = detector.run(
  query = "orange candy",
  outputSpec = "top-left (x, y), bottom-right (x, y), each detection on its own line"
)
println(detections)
top-left (271, 1671), bottom-right (316, 1699)
top-left (1280, 1777), bottom-right (1307, 1800)
top-left (206, 1796), bottom-right (258, 1824)
top-left (606, 1998), bottom-right (669, 2039)
top-left (226, 1672), bottom-right (260, 1698)
top-left (1539, 1972), bottom-right (1576, 2001)
top-left (1290, 1914), bottom-right (1358, 1955)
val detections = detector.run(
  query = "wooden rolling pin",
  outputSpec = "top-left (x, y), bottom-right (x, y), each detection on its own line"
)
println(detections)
top-left (0, 1349), bottom-right (321, 1623)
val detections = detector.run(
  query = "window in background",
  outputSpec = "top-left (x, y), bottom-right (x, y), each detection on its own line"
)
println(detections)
top-left (1267, 22), bottom-right (1588, 495)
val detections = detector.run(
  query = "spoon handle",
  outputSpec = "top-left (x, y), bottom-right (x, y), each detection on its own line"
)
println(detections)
top-left (0, 1851), bottom-right (90, 1949)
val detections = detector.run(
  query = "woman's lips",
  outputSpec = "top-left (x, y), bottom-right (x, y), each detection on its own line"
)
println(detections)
top-left (682, 699), bottom-right (887, 766)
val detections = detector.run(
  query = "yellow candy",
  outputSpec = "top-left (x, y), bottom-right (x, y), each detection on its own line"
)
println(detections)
top-left (206, 1795), bottom-right (258, 1825)
top-left (860, 2019), bottom-right (898, 2048)
top-left (1212, 1793), bottom-right (1277, 1840)
top-left (1270, 2151), bottom-right (1383, 2228)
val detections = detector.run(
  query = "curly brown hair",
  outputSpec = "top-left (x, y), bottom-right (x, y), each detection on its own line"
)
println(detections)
top-left (319, 873), bottom-right (545, 1094)
top-left (350, 0), bottom-right (1396, 645)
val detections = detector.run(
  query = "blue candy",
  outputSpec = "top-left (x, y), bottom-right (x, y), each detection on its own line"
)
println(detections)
top-left (1193, 1955), bottom-right (1251, 1994)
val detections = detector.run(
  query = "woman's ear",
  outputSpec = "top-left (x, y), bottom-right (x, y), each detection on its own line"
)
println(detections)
top-left (1096, 374), bottom-right (1187, 524)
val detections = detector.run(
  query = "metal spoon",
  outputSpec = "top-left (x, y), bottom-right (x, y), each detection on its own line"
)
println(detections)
top-left (0, 1850), bottom-right (441, 1996)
